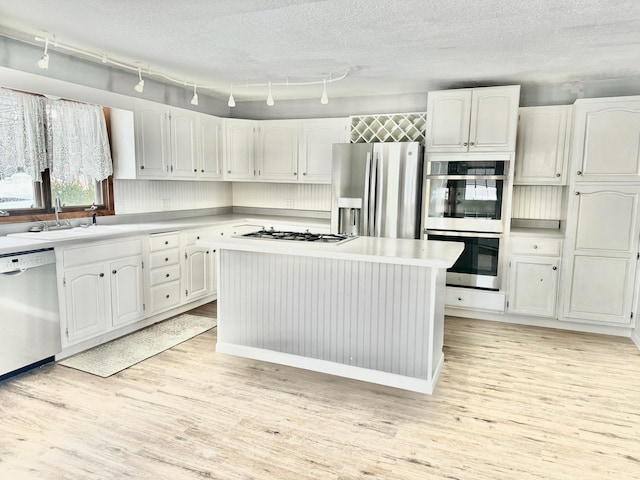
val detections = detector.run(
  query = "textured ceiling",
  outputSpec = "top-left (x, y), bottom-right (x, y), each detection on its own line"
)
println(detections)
top-left (1, 0), bottom-right (640, 101)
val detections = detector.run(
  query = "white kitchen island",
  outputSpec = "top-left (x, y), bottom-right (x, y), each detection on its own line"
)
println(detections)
top-left (198, 235), bottom-right (463, 394)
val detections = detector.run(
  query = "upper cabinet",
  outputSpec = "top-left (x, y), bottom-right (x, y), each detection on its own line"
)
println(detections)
top-left (112, 101), bottom-right (224, 181)
top-left (299, 118), bottom-right (350, 183)
top-left (256, 120), bottom-right (299, 182)
top-left (425, 85), bottom-right (520, 153)
top-left (570, 96), bottom-right (640, 183)
top-left (224, 119), bottom-right (257, 181)
top-left (224, 117), bottom-right (348, 184)
top-left (514, 105), bottom-right (572, 185)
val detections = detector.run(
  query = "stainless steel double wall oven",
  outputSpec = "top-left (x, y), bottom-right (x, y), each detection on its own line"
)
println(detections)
top-left (424, 153), bottom-right (512, 290)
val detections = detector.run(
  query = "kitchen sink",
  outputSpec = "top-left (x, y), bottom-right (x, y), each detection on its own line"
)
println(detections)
top-left (8, 225), bottom-right (133, 240)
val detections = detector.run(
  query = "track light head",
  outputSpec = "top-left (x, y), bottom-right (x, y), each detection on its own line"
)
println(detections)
top-left (36, 39), bottom-right (50, 70)
top-left (320, 79), bottom-right (329, 105)
top-left (190, 84), bottom-right (199, 106)
top-left (228, 92), bottom-right (236, 108)
top-left (134, 68), bottom-right (145, 93)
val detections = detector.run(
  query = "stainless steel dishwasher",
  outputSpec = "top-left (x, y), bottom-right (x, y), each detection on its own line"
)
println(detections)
top-left (0, 248), bottom-right (61, 379)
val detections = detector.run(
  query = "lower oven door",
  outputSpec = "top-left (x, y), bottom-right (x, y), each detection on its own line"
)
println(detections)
top-left (426, 230), bottom-right (502, 290)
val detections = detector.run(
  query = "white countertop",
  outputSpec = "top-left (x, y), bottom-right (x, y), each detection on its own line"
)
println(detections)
top-left (0, 214), bottom-right (329, 255)
top-left (198, 235), bottom-right (464, 268)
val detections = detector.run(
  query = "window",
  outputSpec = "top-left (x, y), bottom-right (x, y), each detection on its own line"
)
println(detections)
top-left (0, 88), bottom-right (114, 220)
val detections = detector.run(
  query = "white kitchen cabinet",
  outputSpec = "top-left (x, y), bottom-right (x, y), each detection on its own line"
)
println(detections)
top-left (57, 239), bottom-right (144, 346)
top-left (147, 232), bottom-right (182, 315)
top-left (182, 229), bottom-right (214, 302)
top-left (514, 106), bottom-right (572, 185)
top-left (507, 236), bottom-right (562, 318)
top-left (197, 115), bottom-right (224, 179)
top-left (445, 287), bottom-right (506, 312)
top-left (224, 119), bottom-right (257, 180)
top-left (135, 102), bottom-right (198, 180)
top-left (256, 120), bottom-right (299, 182)
top-left (426, 85), bottom-right (520, 153)
top-left (561, 185), bottom-right (640, 325)
top-left (570, 96), bottom-right (640, 183)
top-left (299, 118), bottom-right (350, 183)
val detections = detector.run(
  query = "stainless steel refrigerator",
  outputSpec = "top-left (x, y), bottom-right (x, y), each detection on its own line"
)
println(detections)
top-left (331, 142), bottom-right (424, 239)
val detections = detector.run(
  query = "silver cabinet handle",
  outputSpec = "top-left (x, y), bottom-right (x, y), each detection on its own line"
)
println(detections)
top-left (577, 170), bottom-right (582, 175)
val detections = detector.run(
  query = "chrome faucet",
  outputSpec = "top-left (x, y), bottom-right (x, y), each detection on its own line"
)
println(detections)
top-left (54, 195), bottom-right (63, 226)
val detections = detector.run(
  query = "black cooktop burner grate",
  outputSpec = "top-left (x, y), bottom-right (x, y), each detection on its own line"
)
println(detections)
top-left (241, 230), bottom-right (350, 243)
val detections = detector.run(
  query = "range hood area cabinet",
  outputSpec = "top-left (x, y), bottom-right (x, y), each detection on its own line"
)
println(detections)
top-left (425, 85), bottom-right (520, 153)
top-left (224, 117), bottom-right (350, 183)
top-left (110, 102), bottom-right (224, 181)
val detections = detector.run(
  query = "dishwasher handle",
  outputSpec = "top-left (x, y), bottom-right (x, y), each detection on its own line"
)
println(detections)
top-left (1, 268), bottom-right (27, 276)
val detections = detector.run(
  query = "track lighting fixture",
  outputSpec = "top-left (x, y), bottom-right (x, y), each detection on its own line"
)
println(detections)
top-left (134, 68), bottom-right (145, 93)
top-left (266, 82), bottom-right (274, 106)
top-left (320, 79), bottom-right (329, 105)
top-left (32, 36), bottom-right (350, 107)
top-left (190, 84), bottom-right (199, 106)
top-left (36, 39), bottom-right (49, 70)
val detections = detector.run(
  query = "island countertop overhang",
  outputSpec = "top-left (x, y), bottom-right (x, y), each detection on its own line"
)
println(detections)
top-left (197, 235), bottom-right (464, 269)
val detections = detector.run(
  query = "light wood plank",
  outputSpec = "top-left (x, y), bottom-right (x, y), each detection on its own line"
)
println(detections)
top-left (0, 305), bottom-right (639, 479)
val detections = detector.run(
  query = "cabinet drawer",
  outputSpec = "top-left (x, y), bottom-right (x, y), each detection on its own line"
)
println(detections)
top-left (62, 238), bottom-right (142, 269)
top-left (509, 237), bottom-right (562, 256)
top-left (183, 230), bottom-right (209, 246)
top-left (149, 232), bottom-right (180, 251)
top-left (149, 249), bottom-right (180, 268)
top-left (150, 281), bottom-right (181, 312)
top-left (446, 287), bottom-right (506, 312)
top-left (149, 264), bottom-right (181, 286)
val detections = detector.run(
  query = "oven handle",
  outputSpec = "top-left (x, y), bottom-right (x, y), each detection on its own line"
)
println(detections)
top-left (426, 230), bottom-right (503, 239)
top-left (425, 174), bottom-right (507, 181)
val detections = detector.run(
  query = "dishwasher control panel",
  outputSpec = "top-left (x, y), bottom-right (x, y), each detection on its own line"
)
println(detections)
top-left (0, 249), bottom-right (56, 273)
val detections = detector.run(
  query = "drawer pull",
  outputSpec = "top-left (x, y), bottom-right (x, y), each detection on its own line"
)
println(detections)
top-left (165, 257), bottom-right (169, 262)
top-left (166, 273), bottom-right (170, 278)
top-left (533, 245), bottom-right (538, 249)
top-left (166, 294), bottom-right (170, 298)
top-left (99, 273), bottom-right (104, 278)
top-left (457, 297), bottom-right (463, 301)
top-left (165, 241), bottom-right (169, 245)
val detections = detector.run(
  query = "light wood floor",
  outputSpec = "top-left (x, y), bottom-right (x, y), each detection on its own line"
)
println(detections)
top-left (1, 304), bottom-right (639, 479)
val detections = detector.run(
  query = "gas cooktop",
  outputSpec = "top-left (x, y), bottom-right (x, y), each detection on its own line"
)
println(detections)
top-left (240, 229), bottom-right (354, 244)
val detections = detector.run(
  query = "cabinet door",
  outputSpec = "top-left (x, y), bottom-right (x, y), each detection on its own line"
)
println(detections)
top-left (170, 110), bottom-right (198, 179)
top-left (135, 104), bottom-right (170, 178)
top-left (508, 256), bottom-right (559, 317)
top-left (300, 119), bottom-right (348, 183)
top-left (198, 115), bottom-right (223, 179)
top-left (562, 186), bottom-right (640, 324)
top-left (571, 97), bottom-right (640, 182)
top-left (224, 119), bottom-right (256, 180)
top-left (184, 245), bottom-right (210, 301)
top-left (63, 264), bottom-right (110, 344)
top-left (110, 255), bottom-right (144, 328)
top-left (425, 89), bottom-right (472, 153)
top-left (468, 85), bottom-right (520, 152)
top-left (256, 121), bottom-right (299, 182)
top-left (515, 106), bottom-right (571, 185)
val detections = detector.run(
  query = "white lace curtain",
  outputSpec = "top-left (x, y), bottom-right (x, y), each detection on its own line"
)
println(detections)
top-left (0, 88), bottom-right (48, 181)
top-left (0, 88), bottom-right (113, 182)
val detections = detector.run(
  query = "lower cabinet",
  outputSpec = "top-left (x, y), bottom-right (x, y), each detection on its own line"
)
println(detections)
top-left (147, 231), bottom-right (182, 315)
top-left (507, 236), bottom-right (562, 318)
top-left (182, 228), bottom-right (215, 302)
top-left (57, 239), bottom-right (144, 347)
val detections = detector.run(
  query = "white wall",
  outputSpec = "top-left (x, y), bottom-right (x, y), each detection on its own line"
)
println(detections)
top-left (232, 183), bottom-right (331, 212)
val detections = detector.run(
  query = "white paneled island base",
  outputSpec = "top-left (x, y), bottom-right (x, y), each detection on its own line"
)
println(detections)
top-left (199, 236), bottom-right (463, 394)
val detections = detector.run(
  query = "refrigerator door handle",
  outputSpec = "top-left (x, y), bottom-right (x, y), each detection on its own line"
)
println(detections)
top-left (374, 152), bottom-right (383, 237)
top-left (369, 152), bottom-right (378, 236)
top-left (363, 152), bottom-right (372, 236)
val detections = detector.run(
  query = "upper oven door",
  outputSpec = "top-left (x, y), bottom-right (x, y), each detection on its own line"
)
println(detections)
top-left (424, 154), bottom-right (511, 233)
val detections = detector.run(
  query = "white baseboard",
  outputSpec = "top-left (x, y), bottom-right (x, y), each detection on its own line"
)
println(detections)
top-left (216, 342), bottom-right (438, 395)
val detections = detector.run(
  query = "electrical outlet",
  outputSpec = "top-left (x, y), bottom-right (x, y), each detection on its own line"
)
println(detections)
top-left (285, 199), bottom-right (294, 208)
